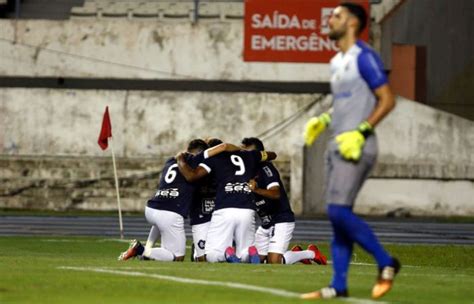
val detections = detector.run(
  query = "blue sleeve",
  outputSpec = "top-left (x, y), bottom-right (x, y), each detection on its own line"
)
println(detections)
top-left (357, 50), bottom-right (388, 90)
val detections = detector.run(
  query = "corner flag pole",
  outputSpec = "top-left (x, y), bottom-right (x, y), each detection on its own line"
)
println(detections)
top-left (109, 137), bottom-right (124, 239)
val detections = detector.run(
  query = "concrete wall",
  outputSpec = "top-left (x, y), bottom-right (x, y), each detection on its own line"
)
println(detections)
top-left (381, 0), bottom-right (474, 120)
top-left (303, 96), bottom-right (474, 217)
top-left (0, 19), bottom-right (330, 81)
top-left (0, 88), bottom-right (324, 159)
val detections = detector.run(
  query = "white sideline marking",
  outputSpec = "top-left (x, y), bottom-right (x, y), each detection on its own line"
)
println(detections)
top-left (59, 266), bottom-right (299, 298)
top-left (58, 266), bottom-right (389, 303)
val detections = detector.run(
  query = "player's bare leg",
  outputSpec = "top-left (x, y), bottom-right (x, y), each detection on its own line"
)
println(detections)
top-left (267, 252), bottom-right (283, 264)
top-left (195, 255), bottom-right (207, 262)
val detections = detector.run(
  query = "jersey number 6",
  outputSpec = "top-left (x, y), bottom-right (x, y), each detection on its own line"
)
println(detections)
top-left (165, 164), bottom-right (178, 183)
top-left (230, 155), bottom-right (246, 176)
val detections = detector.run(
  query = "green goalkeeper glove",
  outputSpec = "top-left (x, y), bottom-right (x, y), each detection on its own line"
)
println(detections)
top-left (335, 121), bottom-right (373, 161)
top-left (303, 112), bottom-right (331, 146)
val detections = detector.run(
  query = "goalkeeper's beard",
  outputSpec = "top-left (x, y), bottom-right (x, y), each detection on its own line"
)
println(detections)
top-left (328, 28), bottom-right (346, 41)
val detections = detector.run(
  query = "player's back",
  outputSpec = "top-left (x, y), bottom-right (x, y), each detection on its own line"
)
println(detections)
top-left (190, 152), bottom-right (216, 226)
top-left (199, 150), bottom-right (263, 211)
top-left (147, 155), bottom-right (197, 218)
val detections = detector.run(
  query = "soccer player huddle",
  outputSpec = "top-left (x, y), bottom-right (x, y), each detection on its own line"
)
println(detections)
top-left (119, 137), bottom-right (327, 266)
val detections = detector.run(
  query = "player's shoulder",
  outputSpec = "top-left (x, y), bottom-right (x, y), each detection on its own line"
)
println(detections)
top-left (355, 40), bottom-right (383, 64)
top-left (165, 156), bottom-right (176, 165)
top-left (232, 149), bottom-right (256, 158)
top-left (259, 161), bottom-right (279, 177)
top-left (330, 51), bottom-right (344, 66)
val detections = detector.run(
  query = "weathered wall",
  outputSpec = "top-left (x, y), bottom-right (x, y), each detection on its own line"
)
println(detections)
top-left (0, 88), bottom-right (324, 159)
top-left (381, 0), bottom-right (474, 120)
top-left (303, 96), bottom-right (474, 217)
top-left (0, 19), bottom-right (330, 81)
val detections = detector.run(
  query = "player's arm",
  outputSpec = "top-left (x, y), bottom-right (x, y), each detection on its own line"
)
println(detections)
top-left (365, 84), bottom-right (395, 127)
top-left (248, 179), bottom-right (281, 200)
top-left (204, 143), bottom-right (241, 158)
top-left (336, 51), bottom-right (395, 161)
top-left (176, 153), bottom-right (208, 182)
top-left (357, 50), bottom-right (396, 131)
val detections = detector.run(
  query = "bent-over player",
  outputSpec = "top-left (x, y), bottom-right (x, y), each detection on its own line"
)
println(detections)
top-left (118, 139), bottom-right (208, 261)
top-left (241, 137), bottom-right (327, 265)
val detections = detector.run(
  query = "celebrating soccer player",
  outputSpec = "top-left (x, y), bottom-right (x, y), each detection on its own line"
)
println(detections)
top-left (241, 137), bottom-right (327, 266)
top-left (176, 142), bottom-right (276, 264)
top-left (118, 139), bottom-right (209, 262)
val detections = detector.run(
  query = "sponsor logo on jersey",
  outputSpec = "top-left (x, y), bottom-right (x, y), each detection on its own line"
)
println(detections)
top-left (154, 188), bottom-right (179, 198)
top-left (202, 199), bottom-right (215, 214)
top-left (224, 182), bottom-right (252, 194)
top-left (255, 199), bottom-right (266, 207)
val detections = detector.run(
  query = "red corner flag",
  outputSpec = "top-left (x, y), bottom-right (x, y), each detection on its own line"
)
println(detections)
top-left (98, 106), bottom-right (112, 150)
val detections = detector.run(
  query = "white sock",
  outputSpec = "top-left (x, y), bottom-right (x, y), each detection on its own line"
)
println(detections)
top-left (145, 226), bottom-right (160, 249)
top-left (206, 250), bottom-right (225, 263)
top-left (145, 247), bottom-right (175, 261)
top-left (240, 252), bottom-right (249, 263)
top-left (283, 250), bottom-right (315, 264)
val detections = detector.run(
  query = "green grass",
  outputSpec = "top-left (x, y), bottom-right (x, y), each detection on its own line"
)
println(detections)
top-left (0, 237), bottom-right (473, 304)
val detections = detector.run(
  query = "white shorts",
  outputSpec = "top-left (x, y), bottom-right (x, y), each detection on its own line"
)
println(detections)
top-left (205, 208), bottom-right (256, 262)
top-left (145, 207), bottom-right (186, 257)
top-left (191, 221), bottom-right (211, 258)
top-left (255, 222), bottom-right (295, 255)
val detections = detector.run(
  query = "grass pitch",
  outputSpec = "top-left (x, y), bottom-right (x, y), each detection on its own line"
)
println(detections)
top-left (0, 236), bottom-right (473, 304)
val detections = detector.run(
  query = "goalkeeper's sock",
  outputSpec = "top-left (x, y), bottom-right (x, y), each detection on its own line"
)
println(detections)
top-left (283, 250), bottom-right (315, 264)
top-left (328, 204), bottom-right (392, 269)
top-left (329, 222), bottom-right (353, 292)
top-left (145, 248), bottom-right (174, 261)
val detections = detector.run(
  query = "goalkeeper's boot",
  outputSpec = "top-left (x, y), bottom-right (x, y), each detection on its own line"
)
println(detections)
top-left (301, 287), bottom-right (348, 300)
top-left (372, 257), bottom-right (401, 299)
top-left (248, 246), bottom-right (260, 264)
top-left (291, 245), bottom-right (311, 265)
top-left (307, 244), bottom-right (327, 265)
top-left (225, 246), bottom-right (241, 263)
top-left (118, 239), bottom-right (144, 261)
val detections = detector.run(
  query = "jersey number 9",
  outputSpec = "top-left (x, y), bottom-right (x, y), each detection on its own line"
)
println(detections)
top-left (230, 155), bottom-right (246, 176)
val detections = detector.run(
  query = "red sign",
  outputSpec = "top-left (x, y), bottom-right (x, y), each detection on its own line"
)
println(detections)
top-left (244, 0), bottom-right (369, 63)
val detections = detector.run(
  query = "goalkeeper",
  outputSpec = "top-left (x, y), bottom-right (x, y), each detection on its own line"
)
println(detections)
top-left (302, 2), bottom-right (400, 301)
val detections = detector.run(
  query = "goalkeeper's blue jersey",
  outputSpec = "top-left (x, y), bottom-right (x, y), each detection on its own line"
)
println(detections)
top-left (329, 40), bottom-right (388, 143)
